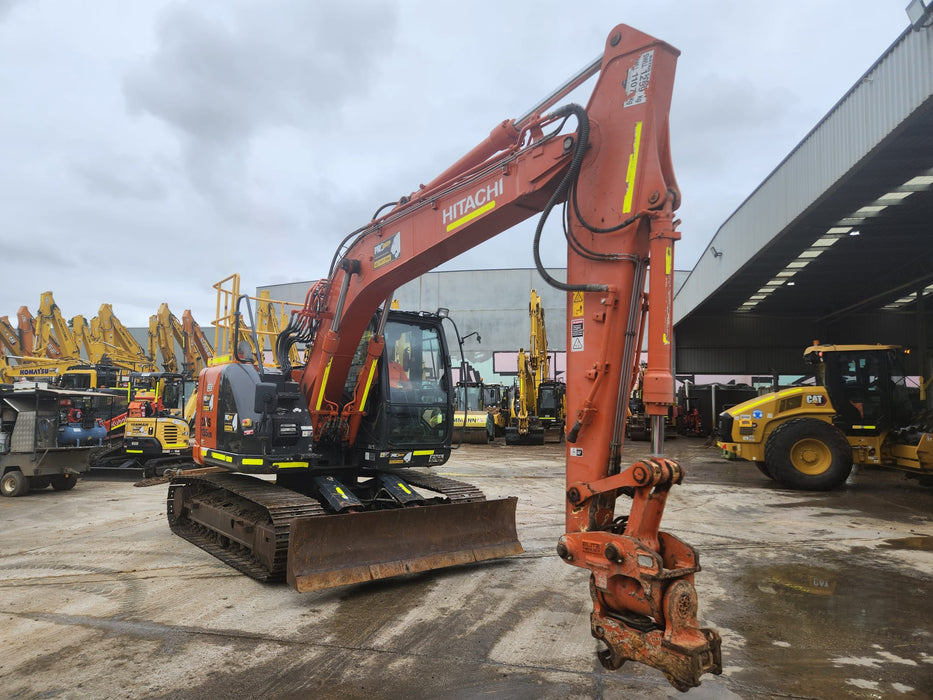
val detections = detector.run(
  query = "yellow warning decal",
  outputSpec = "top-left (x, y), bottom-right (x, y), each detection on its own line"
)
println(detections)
top-left (274, 461), bottom-right (309, 469)
top-left (359, 359), bottom-right (379, 411)
top-left (210, 451), bottom-right (233, 463)
top-left (315, 358), bottom-right (333, 411)
top-left (413, 450), bottom-right (434, 456)
top-left (126, 449), bottom-right (143, 454)
top-left (398, 482), bottom-right (412, 494)
top-left (336, 486), bottom-right (348, 498)
top-left (572, 291), bottom-right (584, 317)
top-left (666, 247), bottom-right (672, 275)
top-left (623, 121), bottom-right (643, 214)
top-left (242, 458), bottom-right (264, 466)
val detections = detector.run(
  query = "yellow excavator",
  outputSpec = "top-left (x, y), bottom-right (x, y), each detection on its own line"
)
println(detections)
top-left (94, 304), bottom-right (155, 372)
top-left (148, 303), bottom-right (216, 378)
top-left (506, 289), bottom-right (565, 444)
top-left (0, 315), bottom-right (24, 357)
top-left (1, 294), bottom-right (132, 388)
top-left (717, 343), bottom-right (932, 489)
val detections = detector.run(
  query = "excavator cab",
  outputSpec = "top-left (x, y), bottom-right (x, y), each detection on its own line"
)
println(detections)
top-left (127, 371), bottom-right (187, 416)
top-left (536, 380), bottom-right (566, 441)
top-left (347, 312), bottom-right (453, 467)
top-left (58, 365), bottom-right (125, 391)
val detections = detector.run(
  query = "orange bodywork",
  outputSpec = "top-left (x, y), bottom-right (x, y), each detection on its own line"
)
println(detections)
top-left (285, 24), bottom-right (719, 690)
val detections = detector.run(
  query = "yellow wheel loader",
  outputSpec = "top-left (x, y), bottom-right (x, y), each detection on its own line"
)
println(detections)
top-left (717, 344), bottom-right (931, 490)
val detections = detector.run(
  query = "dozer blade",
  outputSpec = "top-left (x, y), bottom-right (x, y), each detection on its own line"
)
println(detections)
top-left (287, 497), bottom-right (522, 592)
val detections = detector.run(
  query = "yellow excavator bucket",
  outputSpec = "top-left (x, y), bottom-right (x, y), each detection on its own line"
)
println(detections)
top-left (286, 497), bottom-right (522, 592)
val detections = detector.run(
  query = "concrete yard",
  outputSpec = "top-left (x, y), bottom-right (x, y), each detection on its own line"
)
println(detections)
top-left (1, 438), bottom-right (931, 699)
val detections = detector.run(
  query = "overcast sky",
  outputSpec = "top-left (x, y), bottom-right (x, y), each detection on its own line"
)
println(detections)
top-left (0, 0), bottom-right (912, 328)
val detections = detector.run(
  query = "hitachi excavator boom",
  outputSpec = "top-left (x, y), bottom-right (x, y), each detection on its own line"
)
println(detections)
top-left (168, 23), bottom-right (720, 692)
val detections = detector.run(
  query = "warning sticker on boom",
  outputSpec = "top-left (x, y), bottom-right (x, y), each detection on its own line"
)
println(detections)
top-left (374, 232), bottom-right (401, 270)
top-left (570, 318), bottom-right (584, 352)
top-left (572, 291), bottom-right (584, 317)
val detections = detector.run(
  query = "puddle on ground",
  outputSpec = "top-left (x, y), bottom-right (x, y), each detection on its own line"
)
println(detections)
top-left (722, 551), bottom-right (932, 698)
top-left (879, 534), bottom-right (933, 552)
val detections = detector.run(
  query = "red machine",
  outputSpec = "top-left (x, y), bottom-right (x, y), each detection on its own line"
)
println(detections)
top-left (170, 24), bottom-right (720, 690)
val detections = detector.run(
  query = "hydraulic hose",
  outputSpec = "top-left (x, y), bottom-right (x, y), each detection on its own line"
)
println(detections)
top-left (532, 104), bottom-right (608, 295)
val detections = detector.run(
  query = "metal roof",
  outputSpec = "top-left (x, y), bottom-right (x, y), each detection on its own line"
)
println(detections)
top-left (675, 26), bottom-right (933, 330)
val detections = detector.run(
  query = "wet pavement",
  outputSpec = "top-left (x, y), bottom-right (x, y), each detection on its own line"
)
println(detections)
top-left (0, 437), bottom-right (931, 698)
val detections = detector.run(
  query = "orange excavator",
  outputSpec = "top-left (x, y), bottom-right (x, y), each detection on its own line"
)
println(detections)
top-left (167, 24), bottom-right (720, 690)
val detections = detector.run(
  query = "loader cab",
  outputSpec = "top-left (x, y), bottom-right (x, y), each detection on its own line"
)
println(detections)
top-left (807, 345), bottom-right (915, 433)
top-left (353, 311), bottom-right (453, 468)
top-left (483, 384), bottom-right (509, 412)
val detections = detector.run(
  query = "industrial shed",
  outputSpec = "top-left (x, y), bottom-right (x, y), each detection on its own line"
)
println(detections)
top-left (675, 25), bottom-right (933, 380)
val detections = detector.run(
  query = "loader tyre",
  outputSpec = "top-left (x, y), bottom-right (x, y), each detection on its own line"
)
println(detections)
top-left (765, 418), bottom-right (852, 491)
top-left (51, 474), bottom-right (78, 491)
top-left (1, 470), bottom-right (29, 497)
top-left (754, 462), bottom-right (775, 480)
top-left (29, 475), bottom-right (52, 490)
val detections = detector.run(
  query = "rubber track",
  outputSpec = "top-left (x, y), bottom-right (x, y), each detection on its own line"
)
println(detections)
top-left (167, 469), bottom-right (487, 583)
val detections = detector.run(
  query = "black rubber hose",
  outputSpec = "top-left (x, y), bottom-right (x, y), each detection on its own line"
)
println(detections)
top-left (531, 104), bottom-right (608, 294)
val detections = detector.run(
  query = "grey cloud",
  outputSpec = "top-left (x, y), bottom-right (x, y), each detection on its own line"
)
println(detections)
top-left (0, 0), bottom-right (21, 21)
top-left (671, 73), bottom-right (790, 173)
top-left (2, 242), bottom-right (72, 271)
top-left (123, 1), bottom-right (398, 217)
top-left (71, 152), bottom-right (167, 201)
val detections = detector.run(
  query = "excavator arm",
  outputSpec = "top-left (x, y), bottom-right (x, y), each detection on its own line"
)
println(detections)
top-left (529, 289), bottom-right (549, 387)
top-left (32, 292), bottom-right (77, 359)
top-left (72, 315), bottom-right (107, 365)
top-left (0, 316), bottom-right (24, 356)
top-left (181, 310), bottom-right (213, 376)
top-left (95, 304), bottom-right (156, 372)
top-left (16, 306), bottom-right (37, 358)
top-left (279, 24), bottom-right (720, 690)
top-left (151, 303), bottom-right (186, 374)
